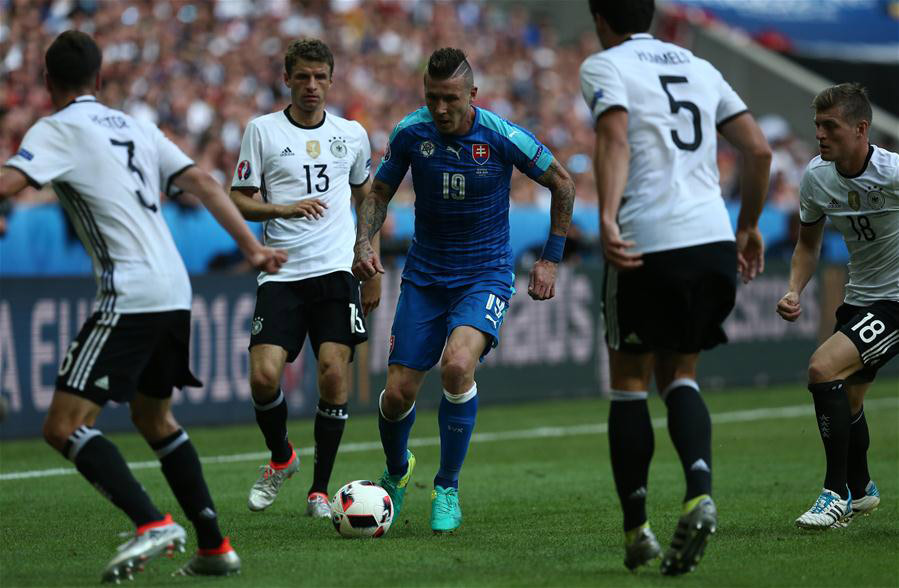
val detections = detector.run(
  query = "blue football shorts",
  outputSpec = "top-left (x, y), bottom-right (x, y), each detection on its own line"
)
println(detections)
top-left (388, 278), bottom-right (514, 371)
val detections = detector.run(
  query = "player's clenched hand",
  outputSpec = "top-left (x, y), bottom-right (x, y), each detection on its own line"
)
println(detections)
top-left (776, 291), bottom-right (801, 322)
top-left (248, 246), bottom-right (288, 274)
top-left (736, 226), bottom-right (765, 284)
top-left (278, 199), bottom-right (327, 220)
top-left (528, 259), bottom-right (557, 300)
top-left (361, 273), bottom-right (382, 317)
top-left (600, 222), bottom-right (643, 270)
top-left (352, 239), bottom-right (384, 281)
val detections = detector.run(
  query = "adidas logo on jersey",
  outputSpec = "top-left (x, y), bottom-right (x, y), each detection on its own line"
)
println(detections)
top-left (826, 198), bottom-right (842, 209)
top-left (624, 332), bottom-right (642, 345)
top-left (280, 147), bottom-right (294, 157)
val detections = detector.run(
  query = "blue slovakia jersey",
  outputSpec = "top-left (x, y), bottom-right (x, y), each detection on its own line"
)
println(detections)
top-left (376, 106), bottom-right (554, 287)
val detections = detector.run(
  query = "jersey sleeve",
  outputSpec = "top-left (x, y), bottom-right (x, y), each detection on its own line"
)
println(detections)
top-left (507, 123), bottom-right (554, 180)
top-left (579, 55), bottom-right (628, 123)
top-left (349, 123), bottom-right (372, 187)
top-left (3, 119), bottom-right (74, 187)
top-left (713, 68), bottom-right (749, 126)
top-left (374, 124), bottom-right (412, 189)
top-left (231, 120), bottom-right (263, 189)
top-left (799, 168), bottom-right (824, 225)
top-left (148, 123), bottom-right (194, 197)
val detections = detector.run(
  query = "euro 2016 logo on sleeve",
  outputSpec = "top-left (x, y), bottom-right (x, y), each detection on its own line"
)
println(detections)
top-left (472, 143), bottom-right (490, 165)
top-left (236, 160), bottom-right (251, 181)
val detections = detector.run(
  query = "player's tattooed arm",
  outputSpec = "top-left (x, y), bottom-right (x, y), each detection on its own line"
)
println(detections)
top-left (536, 159), bottom-right (575, 237)
top-left (353, 179), bottom-right (397, 281)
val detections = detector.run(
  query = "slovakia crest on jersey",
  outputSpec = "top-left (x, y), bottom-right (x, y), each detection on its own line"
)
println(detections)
top-left (236, 160), bottom-right (251, 181)
top-left (472, 143), bottom-right (490, 165)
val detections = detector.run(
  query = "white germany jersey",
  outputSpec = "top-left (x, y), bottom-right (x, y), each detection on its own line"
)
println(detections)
top-left (579, 34), bottom-right (748, 254)
top-left (232, 109), bottom-right (371, 285)
top-left (799, 145), bottom-right (899, 305)
top-left (4, 96), bottom-right (193, 313)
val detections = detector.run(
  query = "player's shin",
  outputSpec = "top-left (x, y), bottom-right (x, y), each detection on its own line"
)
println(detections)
top-left (434, 384), bottom-right (478, 489)
top-left (151, 429), bottom-right (225, 550)
top-left (663, 380), bottom-right (712, 502)
top-left (310, 400), bottom-right (348, 496)
top-left (608, 390), bottom-right (654, 532)
top-left (808, 381), bottom-right (851, 498)
top-left (253, 388), bottom-right (292, 464)
top-left (63, 426), bottom-right (165, 527)
top-left (378, 390), bottom-right (416, 476)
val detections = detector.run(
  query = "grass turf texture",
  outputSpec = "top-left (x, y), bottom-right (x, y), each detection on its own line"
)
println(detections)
top-left (1, 380), bottom-right (897, 587)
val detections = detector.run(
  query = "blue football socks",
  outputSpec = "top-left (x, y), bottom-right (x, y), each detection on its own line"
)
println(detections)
top-left (378, 390), bottom-right (416, 476)
top-left (434, 384), bottom-right (478, 490)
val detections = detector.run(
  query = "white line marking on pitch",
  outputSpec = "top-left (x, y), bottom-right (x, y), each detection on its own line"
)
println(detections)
top-left (2, 397), bottom-right (897, 482)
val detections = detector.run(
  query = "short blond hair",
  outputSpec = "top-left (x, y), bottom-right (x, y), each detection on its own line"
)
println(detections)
top-left (812, 83), bottom-right (872, 125)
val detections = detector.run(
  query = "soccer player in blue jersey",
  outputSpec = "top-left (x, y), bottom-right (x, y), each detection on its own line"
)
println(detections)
top-left (353, 48), bottom-right (576, 533)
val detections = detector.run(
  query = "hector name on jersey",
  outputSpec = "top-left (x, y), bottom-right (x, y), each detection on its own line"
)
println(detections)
top-left (375, 106), bottom-right (554, 288)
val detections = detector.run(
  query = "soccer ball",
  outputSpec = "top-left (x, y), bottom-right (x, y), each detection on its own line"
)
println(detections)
top-left (330, 480), bottom-right (394, 538)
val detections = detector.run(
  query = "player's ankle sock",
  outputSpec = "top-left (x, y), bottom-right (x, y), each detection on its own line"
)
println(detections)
top-left (64, 426), bottom-right (163, 527)
top-left (608, 390), bottom-right (654, 531)
top-left (808, 381), bottom-right (850, 499)
top-left (663, 379), bottom-right (712, 501)
top-left (434, 384), bottom-right (478, 490)
top-left (847, 406), bottom-right (871, 498)
top-left (253, 388), bottom-right (292, 463)
top-left (309, 400), bottom-right (347, 496)
top-left (378, 390), bottom-right (416, 476)
top-left (151, 429), bottom-right (224, 550)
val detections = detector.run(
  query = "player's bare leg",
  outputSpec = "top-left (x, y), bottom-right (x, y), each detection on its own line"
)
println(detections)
top-left (131, 394), bottom-right (238, 576)
top-left (377, 364), bottom-right (427, 518)
top-left (653, 352), bottom-right (716, 575)
top-left (307, 342), bottom-right (353, 518)
top-left (44, 391), bottom-right (183, 582)
top-left (606, 349), bottom-right (661, 570)
top-left (796, 332), bottom-right (864, 529)
top-left (247, 345), bottom-right (298, 511)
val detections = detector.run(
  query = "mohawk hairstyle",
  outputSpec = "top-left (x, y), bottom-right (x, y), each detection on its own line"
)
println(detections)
top-left (426, 48), bottom-right (474, 88)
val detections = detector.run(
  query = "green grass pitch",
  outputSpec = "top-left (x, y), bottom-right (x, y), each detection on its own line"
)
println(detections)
top-left (1, 380), bottom-right (897, 587)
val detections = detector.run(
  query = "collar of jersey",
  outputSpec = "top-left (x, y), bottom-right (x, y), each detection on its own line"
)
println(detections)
top-left (623, 33), bottom-right (654, 43)
top-left (66, 95), bottom-right (98, 106)
top-left (283, 107), bottom-right (327, 130)
top-left (836, 144), bottom-right (874, 180)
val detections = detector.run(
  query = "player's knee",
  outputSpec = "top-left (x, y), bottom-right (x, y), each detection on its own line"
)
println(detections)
top-left (807, 358), bottom-right (835, 384)
top-left (440, 356), bottom-right (474, 391)
top-left (130, 409), bottom-right (177, 441)
top-left (42, 417), bottom-right (74, 452)
top-left (249, 365), bottom-right (281, 400)
top-left (317, 359), bottom-right (346, 395)
top-left (382, 385), bottom-right (415, 415)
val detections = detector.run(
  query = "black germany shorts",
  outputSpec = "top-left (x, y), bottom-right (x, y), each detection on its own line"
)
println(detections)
top-left (55, 310), bottom-right (201, 405)
top-left (835, 300), bottom-right (899, 383)
top-left (602, 241), bottom-right (737, 354)
top-left (249, 271), bottom-right (368, 362)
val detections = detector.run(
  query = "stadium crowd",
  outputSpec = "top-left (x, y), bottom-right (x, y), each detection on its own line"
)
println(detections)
top-left (2, 0), bottom-right (815, 231)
